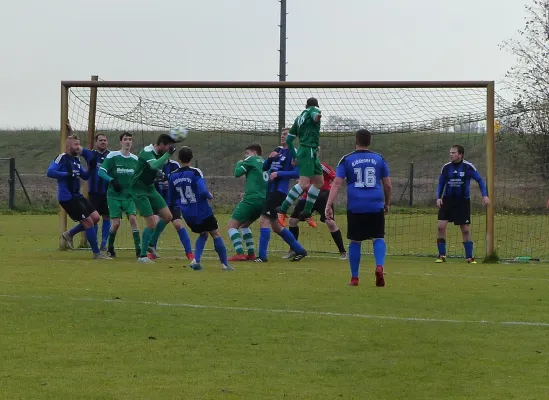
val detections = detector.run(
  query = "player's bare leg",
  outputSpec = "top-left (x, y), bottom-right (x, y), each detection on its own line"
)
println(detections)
top-left (436, 220), bottom-right (449, 263)
top-left (460, 224), bottom-right (476, 264)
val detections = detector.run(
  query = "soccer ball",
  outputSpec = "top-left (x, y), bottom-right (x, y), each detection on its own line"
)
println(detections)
top-left (168, 127), bottom-right (189, 142)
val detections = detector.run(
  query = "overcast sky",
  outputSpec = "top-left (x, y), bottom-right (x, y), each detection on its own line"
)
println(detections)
top-left (0, 0), bottom-right (527, 129)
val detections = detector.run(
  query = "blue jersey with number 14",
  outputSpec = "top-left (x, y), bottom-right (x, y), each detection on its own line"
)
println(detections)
top-left (336, 150), bottom-right (389, 213)
top-left (167, 166), bottom-right (213, 224)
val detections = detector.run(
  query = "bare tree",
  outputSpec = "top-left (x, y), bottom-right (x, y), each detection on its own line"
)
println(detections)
top-left (501, 0), bottom-right (549, 180)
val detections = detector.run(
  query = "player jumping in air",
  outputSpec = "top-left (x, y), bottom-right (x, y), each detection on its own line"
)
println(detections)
top-left (285, 149), bottom-right (346, 260)
top-left (81, 134), bottom-right (111, 251)
top-left (48, 134), bottom-right (110, 259)
top-left (97, 132), bottom-right (141, 258)
top-left (226, 144), bottom-right (267, 261)
top-left (254, 127), bottom-right (308, 262)
top-left (167, 146), bottom-right (232, 271)
top-left (130, 134), bottom-right (177, 264)
top-left (276, 97), bottom-right (323, 220)
top-left (148, 155), bottom-right (194, 261)
top-left (436, 145), bottom-right (490, 264)
top-left (325, 129), bottom-right (392, 287)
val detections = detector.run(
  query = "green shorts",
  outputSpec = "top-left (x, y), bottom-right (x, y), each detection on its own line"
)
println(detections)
top-left (296, 146), bottom-right (323, 178)
top-left (132, 190), bottom-right (167, 217)
top-left (231, 199), bottom-right (264, 224)
top-left (107, 197), bottom-right (137, 219)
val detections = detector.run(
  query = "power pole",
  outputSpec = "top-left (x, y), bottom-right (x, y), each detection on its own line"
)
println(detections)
top-left (278, 0), bottom-right (288, 132)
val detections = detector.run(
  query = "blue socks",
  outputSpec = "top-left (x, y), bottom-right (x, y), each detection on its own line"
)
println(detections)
top-left (437, 238), bottom-right (446, 257)
top-left (463, 241), bottom-right (473, 259)
top-left (259, 228), bottom-right (271, 260)
top-left (279, 228), bottom-right (305, 254)
top-left (349, 242), bottom-right (361, 278)
top-left (85, 226), bottom-right (100, 254)
top-left (69, 223), bottom-right (84, 237)
top-left (194, 233), bottom-right (208, 263)
top-left (214, 237), bottom-right (228, 265)
top-left (373, 239), bottom-right (386, 266)
top-left (101, 219), bottom-right (111, 248)
top-left (178, 227), bottom-right (193, 254)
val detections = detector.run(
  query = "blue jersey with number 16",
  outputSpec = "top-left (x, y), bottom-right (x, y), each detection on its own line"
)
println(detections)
top-left (167, 166), bottom-right (213, 224)
top-left (336, 150), bottom-right (389, 213)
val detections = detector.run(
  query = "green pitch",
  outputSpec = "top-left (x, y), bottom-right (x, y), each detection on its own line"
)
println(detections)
top-left (2, 215), bottom-right (549, 399)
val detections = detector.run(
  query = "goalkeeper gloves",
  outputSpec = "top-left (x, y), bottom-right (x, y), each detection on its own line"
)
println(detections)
top-left (111, 179), bottom-right (122, 192)
top-left (168, 145), bottom-right (177, 155)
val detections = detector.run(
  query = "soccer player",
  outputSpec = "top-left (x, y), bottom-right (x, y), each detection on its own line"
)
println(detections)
top-left (254, 128), bottom-right (308, 262)
top-left (48, 134), bottom-right (110, 259)
top-left (285, 151), bottom-right (347, 260)
top-left (325, 129), bottom-right (391, 287)
top-left (167, 146), bottom-right (232, 271)
top-left (81, 134), bottom-right (111, 251)
top-left (277, 97), bottom-right (323, 220)
top-left (226, 143), bottom-right (267, 261)
top-left (97, 132), bottom-right (141, 258)
top-left (436, 144), bottom-right (490, 264)
top-left (131, 134), bottom-right (177, 264)
top-left (148, 156), bottom-right (194, 261)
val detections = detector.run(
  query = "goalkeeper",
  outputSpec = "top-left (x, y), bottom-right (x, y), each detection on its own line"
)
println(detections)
top-left (97, 132), bottom-right (142, 258)
top-left (131, 134), bottom-right (177, 264)
top-left (276, 97), bottom-right (324, 220)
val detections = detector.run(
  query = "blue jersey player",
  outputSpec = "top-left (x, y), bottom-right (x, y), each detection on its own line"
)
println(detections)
top-left (254, 127), bottom-right (308, 262)
top-left (47, 134), bottom-right (110, 260)
top-left (436, 145), bottom-right (490, 264)
top-left (325, 129), bottom-right (392, 287)
top-left (167, 146), bottom-right (232, 271)
top-left (148, 157), bottom-right (194, 262)
top-left (81, 134), bottom-right (111, 251)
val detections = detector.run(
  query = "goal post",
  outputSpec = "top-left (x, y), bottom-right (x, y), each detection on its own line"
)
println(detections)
top-left (59, 79), bottom-right (500, 260)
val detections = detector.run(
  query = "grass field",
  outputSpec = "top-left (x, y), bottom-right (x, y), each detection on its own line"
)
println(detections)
top-left (2, 215), bottom-right (549, 399)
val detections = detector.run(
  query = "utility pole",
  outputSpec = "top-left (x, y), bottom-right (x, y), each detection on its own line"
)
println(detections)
top-left (278, 0), bottom-right (288, 132)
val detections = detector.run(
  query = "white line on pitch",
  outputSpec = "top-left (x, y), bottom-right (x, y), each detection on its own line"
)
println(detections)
top-left (1, 293), bottom-right (549, 327)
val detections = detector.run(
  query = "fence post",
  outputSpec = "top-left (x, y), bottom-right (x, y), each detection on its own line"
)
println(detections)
top-left (8, 158), bottom-right (15, 210)
top-left (408, 162), bottom-right (414, 207)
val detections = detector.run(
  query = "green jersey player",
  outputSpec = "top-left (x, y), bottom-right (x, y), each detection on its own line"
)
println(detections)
top-left (98, 132), bottom-right (141, 258)
top-left (277, 97), bottom-right (324, 220)
top-left (131, 133), bottom-right (177, 263)
top-left (227, 143), bottom-right (268, 261)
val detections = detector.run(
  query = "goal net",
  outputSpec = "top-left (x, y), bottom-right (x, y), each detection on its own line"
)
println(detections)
top-left (61, 80), bottom-right (537, 261)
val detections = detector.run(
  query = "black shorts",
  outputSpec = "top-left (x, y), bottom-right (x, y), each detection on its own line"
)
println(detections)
top-left (186, 214), bottom-right (219, 234)
top-left (60, 197), bottom-right (96, 222)
top-left (291, 190), bottom-right (333, 223)
top-left (89, 193), bottom-right (109, 217)
top-left (261, 191), bottom-right (287, 220)
top-left (347, 210), bottom-right (385, 241)
top-left (438, 197), bottom-right (471, 225)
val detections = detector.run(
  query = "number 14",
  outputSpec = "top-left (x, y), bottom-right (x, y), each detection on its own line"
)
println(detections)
top-left (354, 167), bottom-right (376, 188)
top-left (177, 186), bottom-right (197, 204)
